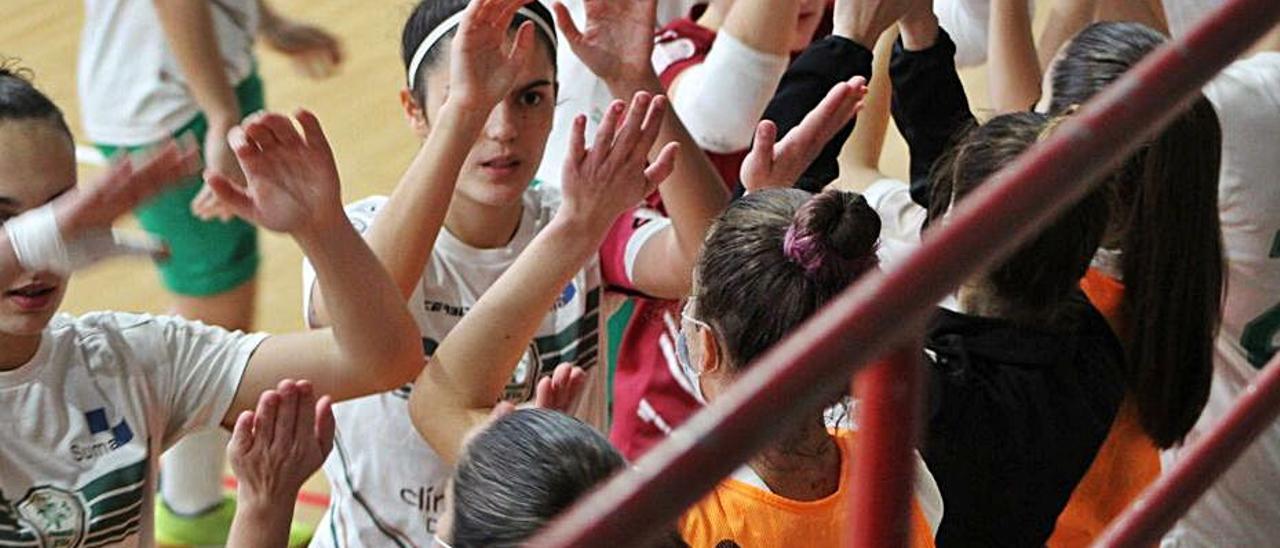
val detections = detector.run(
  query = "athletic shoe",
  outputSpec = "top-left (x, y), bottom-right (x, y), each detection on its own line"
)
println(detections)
top-left (155, 495), bottom-right (315, 547)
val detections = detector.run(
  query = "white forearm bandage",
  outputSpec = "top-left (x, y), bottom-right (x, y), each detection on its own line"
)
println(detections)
top-left (4, 203), bottom-right (163, 274)
top-left (670, 32), bottom-right (789, 154)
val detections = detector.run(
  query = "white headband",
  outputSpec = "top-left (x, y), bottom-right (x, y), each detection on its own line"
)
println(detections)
top-left (406, 6), bottom-right (558, 90)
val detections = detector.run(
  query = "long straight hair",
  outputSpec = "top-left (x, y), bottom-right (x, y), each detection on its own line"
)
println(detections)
top-left (1049, 22), bottom-right (1224, 448)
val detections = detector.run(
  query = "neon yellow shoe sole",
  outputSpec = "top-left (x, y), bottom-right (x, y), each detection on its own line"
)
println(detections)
top-left (155, 495), bottom-right (315, 547)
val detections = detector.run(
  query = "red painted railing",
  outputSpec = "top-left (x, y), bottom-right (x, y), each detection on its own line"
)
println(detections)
top-left (846, 344), bottom-right (925, 547)
top-left (1095, 352), bottom-right (1280, 547)
top-left (527, 0), bottom-right (1280, 545)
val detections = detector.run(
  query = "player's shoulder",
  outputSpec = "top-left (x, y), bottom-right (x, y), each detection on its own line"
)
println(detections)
top-left (59, 311), bottom-right (162, 338)
top-left (46, 311), bottom-right (183, 365)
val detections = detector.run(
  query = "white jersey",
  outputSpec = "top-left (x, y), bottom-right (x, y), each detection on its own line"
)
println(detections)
top-left (0, 313), bottom-right (263, 548)
top-left (1161, 0), bottom-right (1222, 39)
top-left (863, 178), bottom-right (928, 271)
top-left (1161, 52), bottom-right (1280, 548)
top-left (862, 178), bottom-right (964, 312)
top-left (303, 185), bottom-right (609, 547)
top-left (77, 0), bottom-right (259, 145)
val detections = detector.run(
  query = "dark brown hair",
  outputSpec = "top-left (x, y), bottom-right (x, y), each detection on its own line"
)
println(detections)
top-left (927, 112), bottom-right (1110, 326)
top-left (1047, 21), bottom-right (1224, 447)
top-left (400, 0), bottom-right (557, 106)
top-left (694, 189), bottom-right (881, 370)
top-left (0, 61), bottom-right (72, 139)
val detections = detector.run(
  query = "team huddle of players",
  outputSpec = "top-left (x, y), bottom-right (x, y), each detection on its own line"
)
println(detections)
top-left (1, 0), bottom-right (1277, 546)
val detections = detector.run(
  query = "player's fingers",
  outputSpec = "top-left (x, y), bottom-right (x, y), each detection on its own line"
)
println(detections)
top-left (643, 141), bottom-right (680, 191)
top-left (552, 2), bottom-right (584, 46)
top-left (229, 410), bottom-right (256, 457)
top-left (205, 173), bottom-right (257, 222)
top-left (254, 390), bottom-right (280, 448)
top-left (273, 380), bottom-right (299, 452)
top-left (591, 100), bottom-right (626, 160)
top-left (295, 109), bottom-right (334, 156)
top-left (608, 92), bottom-right (652, 162)
top-left (315, 395), bottom-right (335, 455)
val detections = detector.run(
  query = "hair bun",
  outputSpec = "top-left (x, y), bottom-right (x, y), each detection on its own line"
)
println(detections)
top-left (783, 190), bottom-right (881, 281)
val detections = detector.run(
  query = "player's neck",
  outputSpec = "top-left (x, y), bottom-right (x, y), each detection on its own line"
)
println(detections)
top-left (0, 331), bottom-right (41, 371)
top-left (443, 196), bottom-right (524, 250)
top-left (748, 420), bottom-right (840, 501)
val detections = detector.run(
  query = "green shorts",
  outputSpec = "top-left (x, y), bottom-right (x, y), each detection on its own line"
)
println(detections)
top-left (96, 73), bottom-right (263, 297)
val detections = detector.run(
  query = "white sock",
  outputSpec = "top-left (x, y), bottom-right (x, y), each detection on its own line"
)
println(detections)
top-left (160, 428), bottom-right (230, 515)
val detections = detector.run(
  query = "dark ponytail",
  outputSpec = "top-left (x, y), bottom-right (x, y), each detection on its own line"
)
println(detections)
top-left (1048, 21), bottom-right (1224, 447)
top-left (928, 112), bottom-right (1110, 326)
top-left (695, 189), bottom-right (881, 370)
top-left (0, 61), bottom-right (72, 138)
top-left (1115, 98), bottom-right (1222, 447)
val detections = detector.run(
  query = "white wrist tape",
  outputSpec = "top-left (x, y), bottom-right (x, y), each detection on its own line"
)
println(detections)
top-left (5, 204), bottom-right (72, 273)
top-left (669, 32), bottom-right (789, 154)
top-left (4, 204), bottom-right (164, 274)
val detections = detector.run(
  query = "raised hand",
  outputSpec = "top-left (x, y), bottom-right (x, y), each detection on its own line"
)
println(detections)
top-left (190, 178), bottom-right (240, 221)
top-left (191, 123), bottom-right (249, 223)
top-left (559, 92), bottom-right (680, 230)
top-left (534, 363), bottom-right (588, 413)
top-left (448, 0), bottom-right (538, 111)
top-left (55, 139), bottom-right (200, 238)
top-left (741, 78), bottom-right (869, 194)
top-left (260, 13), bottom-right (345, 80)
top-left (834, 0), bottom-right (920, 48)
top-left (4, 139), bottom-right (202, 274)
top-left (205, 110), bottom-right (345, 237)
top-left (228, 380), bottom-right (335, 505)
top-left (553, 0), bottom-right (659, 86)
top-left (226, 380), bottom-right (334, 548)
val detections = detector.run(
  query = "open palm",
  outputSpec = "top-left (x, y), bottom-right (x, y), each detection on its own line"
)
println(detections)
top-left (56, 139), bottom-right (200, 236)
top-left (560, 92), bottom-right (679, 229)
top-left (448, 0), bottom-right (537, 110)
top-left (205, 110), bottom-right (342, 235)
top-left (741, 78), bottom-right (868, 193)
top-left (553, 0), bottom-right (658, 83)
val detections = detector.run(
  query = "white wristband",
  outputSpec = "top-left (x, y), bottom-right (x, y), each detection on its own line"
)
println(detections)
top-left (4, 204), bottom-right (165, 275)
top-left (669, 32), bottom-right (790, 154)
top-left (4, 204), bottom-right (73, 274)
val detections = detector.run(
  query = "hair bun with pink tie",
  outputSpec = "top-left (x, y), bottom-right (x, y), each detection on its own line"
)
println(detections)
top-left (782, 191), bottom-right (881, 283)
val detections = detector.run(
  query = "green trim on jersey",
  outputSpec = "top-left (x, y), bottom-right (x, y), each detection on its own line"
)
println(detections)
top-left (0, 458), bottom-right (148, 547)
top-left (606, 298), bottom-right (637, 421)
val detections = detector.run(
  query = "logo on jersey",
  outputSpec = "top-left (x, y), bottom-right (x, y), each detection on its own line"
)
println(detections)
top-left (423, 299), bottom-right (469, 318)
top-left (16, 487), bottom-right (85, 548)
top-left (554, 282), bottom-right (578, 310)
top-left (71, 408), bottom-right (133, 463)
top-left (652, 36), bottom-right (698, 76)
top-left (503, 343), bottom-right (544, 403)
top-left (1, 459), bottom-right (149, 547)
